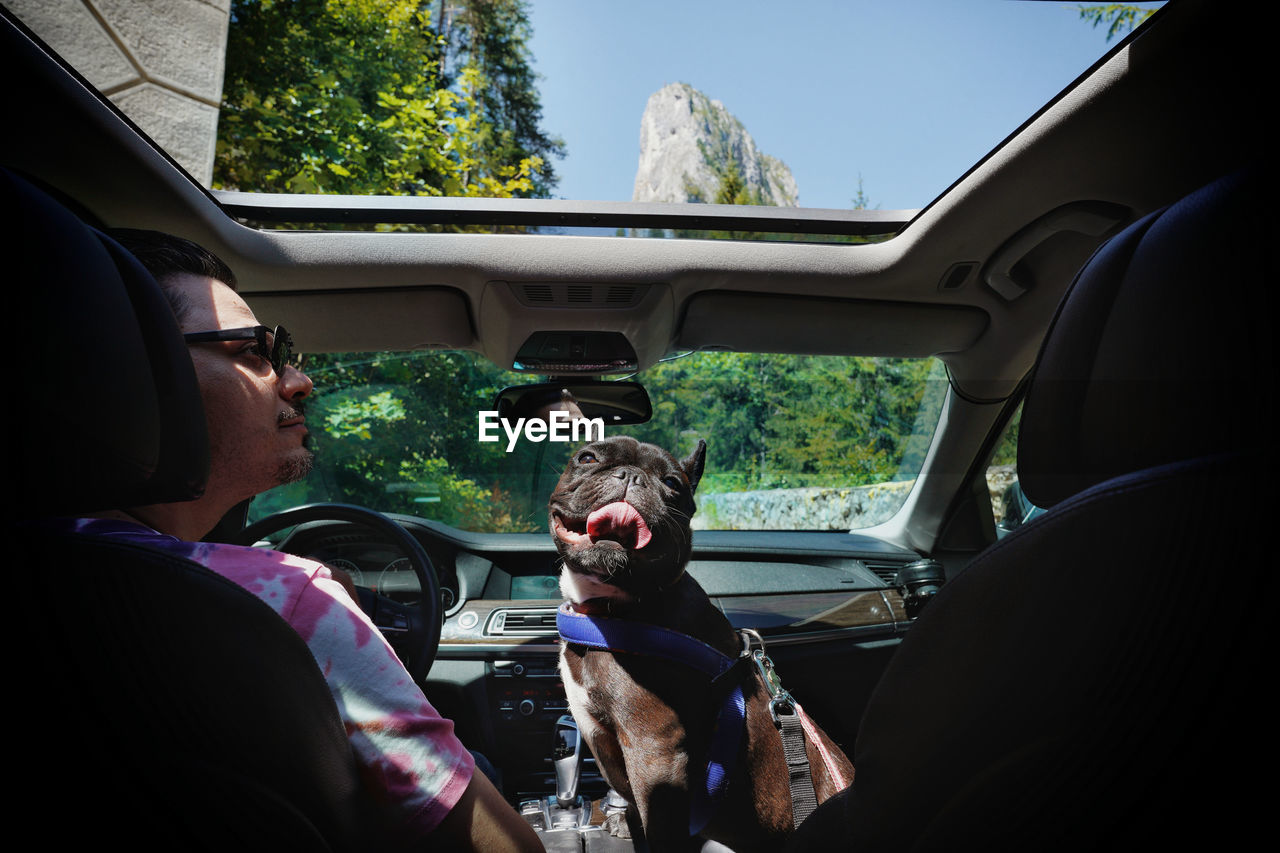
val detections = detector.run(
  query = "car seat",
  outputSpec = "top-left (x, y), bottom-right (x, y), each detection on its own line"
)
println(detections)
top-left (5, 167), bottom-right (397, 851)
top-left (788, 166), bottom-right (1272, 849)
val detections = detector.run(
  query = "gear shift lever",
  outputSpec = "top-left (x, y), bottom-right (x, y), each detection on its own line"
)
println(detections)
top-left (518, 714), bottom-right (591, 835)
top-left (552, 714), bottom-right (584, 808)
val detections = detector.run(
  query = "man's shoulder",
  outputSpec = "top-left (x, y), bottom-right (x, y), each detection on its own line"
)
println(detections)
top-left (34, 516), bottom-right (181, 547)
top-left (45, 515), bottom-right (326, 591)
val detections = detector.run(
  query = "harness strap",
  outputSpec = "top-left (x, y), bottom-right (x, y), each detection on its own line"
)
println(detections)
top-left (556, 603), bottom-right (830, 835)
top-left (557, 601), bottom-right (737, 677)
top-left (775, 705), bottom-right (819, 827)
top-left (557, 602), bottom-right (746, 836)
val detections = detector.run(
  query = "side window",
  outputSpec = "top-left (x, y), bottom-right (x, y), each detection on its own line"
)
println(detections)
top-left (986, 402), bottom-right (1042, 538)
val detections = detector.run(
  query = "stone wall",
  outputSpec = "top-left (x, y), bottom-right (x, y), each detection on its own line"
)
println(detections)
top-left (8, 0), bottom-right (230, 186)
top-left (691, 467), bottom-right (1020, 531)
top-left (985, 464), bottom-right (1018, 524)
top-left (692, 481), bottom-right (915, 531)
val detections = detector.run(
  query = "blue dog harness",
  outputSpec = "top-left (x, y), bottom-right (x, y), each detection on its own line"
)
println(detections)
top-left (556, 601), bottom-right (820, 835)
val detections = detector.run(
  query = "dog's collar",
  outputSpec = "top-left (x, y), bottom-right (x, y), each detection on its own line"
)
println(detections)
top-left (557, 601), bottom-right (750, 835)
top-left (558, 600), bottom-right (746, 675)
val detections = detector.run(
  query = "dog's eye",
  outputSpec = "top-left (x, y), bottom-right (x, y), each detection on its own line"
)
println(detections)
top-left (578, 452), bottom-right (598, 464)
top-left (663, 476), bottom-right (683, 490)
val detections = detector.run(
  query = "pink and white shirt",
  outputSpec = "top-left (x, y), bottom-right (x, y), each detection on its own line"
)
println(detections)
top-left (55, 517), bottom-right (474, 839)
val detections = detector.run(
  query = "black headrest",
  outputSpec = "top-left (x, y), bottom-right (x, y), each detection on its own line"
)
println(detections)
top-left (1018, 167), bottom-right (1267, 508)
top-left (4, 167), bottom-right (209, 517)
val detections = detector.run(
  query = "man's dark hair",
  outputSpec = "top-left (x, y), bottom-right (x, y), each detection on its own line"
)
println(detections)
top-left (108, 228), bottom-right (237, 325)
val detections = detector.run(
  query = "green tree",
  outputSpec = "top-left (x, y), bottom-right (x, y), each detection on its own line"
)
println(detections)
top-left (1077, 4), bottom-right (1159, 42)
top-left (760, 356), bottom-right (935, 488)
top-left (215, 0), bottom-right (547, 198)
top-left (434, 0), bottom-right (566, 197)
top-left (286, 350), bottom-right (543, 531)
top-left (851, 174), bottom-right (878, 211)
top-left (713, 158), bottom-right (757, 207)
top-left (627, 353), bottom-right (939, 495)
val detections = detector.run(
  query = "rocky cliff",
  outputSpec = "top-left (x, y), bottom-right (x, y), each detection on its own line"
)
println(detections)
top-left (632, 82), bottom-right (798, 206)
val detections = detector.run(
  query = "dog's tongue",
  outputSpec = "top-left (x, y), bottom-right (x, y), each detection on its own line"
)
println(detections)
top-left (586, 502), bottom-right (652, 550)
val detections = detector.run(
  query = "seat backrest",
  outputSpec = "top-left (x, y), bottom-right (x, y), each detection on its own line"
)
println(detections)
top-left (7, 166), bottom-right (209, 518)
top-left (787, 166), bottom-right (1271, 850)
top-left (5, 167), bottom-right (392, 850)
top-left (1016, 167), bottom-right (1268, 508)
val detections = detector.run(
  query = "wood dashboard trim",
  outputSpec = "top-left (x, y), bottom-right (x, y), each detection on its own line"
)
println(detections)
top-left (439, 589), bottom-right (909, 651)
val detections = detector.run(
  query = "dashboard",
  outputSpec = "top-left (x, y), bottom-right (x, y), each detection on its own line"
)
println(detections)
top-left (269, 514), bottom-right (921, 798)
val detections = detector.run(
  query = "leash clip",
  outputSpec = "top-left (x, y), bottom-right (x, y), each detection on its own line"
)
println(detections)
top-left (751, 648), bottom-right (796, 725)
top-left (739, 629), bottom-right (797, 724)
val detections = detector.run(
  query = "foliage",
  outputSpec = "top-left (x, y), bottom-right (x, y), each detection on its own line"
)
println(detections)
top-left (851, 174), bottom-right (878, 211)
top-left (253, 351), bottom-right (538, 531)
top-left (433, 0), bottom-right (566, 197)
top-left (625, 353), bottom-right (942, 495)
top-left (397, 455), bottom-right (529, 530)
top-left (215, 0), bottom-right (548, 198)
top-left (710, 158), bottom-right (760, 207)
top-left (1077, 4), bottom-right (1158, 42)
top-left (989, 402), bottom-right (1022, 468)
top-left (323, 389), bottom-right (405, 439)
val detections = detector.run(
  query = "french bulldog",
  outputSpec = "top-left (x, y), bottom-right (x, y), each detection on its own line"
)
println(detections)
top-left (552, 435), bottom-right (853, 852)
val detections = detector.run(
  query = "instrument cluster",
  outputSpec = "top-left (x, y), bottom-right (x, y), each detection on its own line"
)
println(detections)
top-left (309, 546), bottom-right (458, 612)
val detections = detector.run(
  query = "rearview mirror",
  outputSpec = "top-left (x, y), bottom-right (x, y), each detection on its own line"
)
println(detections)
top-left (493, 381), bottom-right (652, 426)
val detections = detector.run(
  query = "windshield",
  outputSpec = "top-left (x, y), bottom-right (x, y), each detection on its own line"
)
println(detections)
top-left (249, 351), bottom-right (947, 532)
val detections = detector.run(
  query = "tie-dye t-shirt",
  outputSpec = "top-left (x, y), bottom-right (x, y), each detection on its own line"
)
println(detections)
top-left (56, 517), bottom-right (474, 838)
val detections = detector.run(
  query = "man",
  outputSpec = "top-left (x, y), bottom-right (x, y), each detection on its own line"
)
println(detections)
top-left (60, 229), bottom-right (543, 852)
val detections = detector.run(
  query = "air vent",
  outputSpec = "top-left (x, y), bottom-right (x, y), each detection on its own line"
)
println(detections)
top-left (522, 283), bottom-right (554, 303)
top-left (510, 282), bottom-right (649, 309)
top-left (606, 285), bottom-right (638, 304)
top-left (485, 607), bottom-right (560, 637)
top-left (864, 562), bottom-right (908, 586)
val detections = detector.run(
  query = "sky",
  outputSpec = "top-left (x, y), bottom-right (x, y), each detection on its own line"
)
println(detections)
top-left (525, 1), bottom-right (1163, 211)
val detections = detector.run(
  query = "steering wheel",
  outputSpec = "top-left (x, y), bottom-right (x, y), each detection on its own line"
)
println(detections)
top-left (235, 503), bottom-right (441, 682)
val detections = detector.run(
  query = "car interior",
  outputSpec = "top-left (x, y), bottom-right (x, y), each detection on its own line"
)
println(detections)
top-left (4, 0), bottom-right (1270, 848)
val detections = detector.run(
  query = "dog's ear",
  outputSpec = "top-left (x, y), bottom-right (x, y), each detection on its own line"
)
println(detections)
top-left (680, 439), bottom-right (707, 494)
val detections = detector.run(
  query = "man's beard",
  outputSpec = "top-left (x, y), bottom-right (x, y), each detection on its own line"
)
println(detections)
top-left (276, 446), bottom-right (315, 485)
top-left (275, 406), bottom-right (315, 485)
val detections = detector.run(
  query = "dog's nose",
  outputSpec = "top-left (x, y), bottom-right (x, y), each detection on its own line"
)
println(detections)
top-left (610, 467), bottom-right (644, 486)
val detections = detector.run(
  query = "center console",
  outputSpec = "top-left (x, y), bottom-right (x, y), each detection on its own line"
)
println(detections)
top-left (484, 651), bottom-right (635, 849)
top-left (487, 651), bottom-right (602, 797)
top-left (515, 712), bottom-right (637, 852)
top-left (444, 600), bottom-right (612, 799)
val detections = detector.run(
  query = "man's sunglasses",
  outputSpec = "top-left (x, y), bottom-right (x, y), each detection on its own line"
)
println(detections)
top-left (183, 325), bottom-right (295, 377)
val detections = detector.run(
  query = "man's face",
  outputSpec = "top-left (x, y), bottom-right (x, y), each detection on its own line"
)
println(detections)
top-left (168, 273), bottom-right (315, 503)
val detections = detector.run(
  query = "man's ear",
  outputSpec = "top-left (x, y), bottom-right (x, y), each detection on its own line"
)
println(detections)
top-left (680, 439), bottom-right (707, 495)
